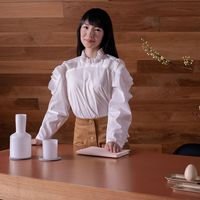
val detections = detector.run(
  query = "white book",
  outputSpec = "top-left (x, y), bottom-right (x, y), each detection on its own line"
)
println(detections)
top-left (76, 146), bottom-right (130, 158)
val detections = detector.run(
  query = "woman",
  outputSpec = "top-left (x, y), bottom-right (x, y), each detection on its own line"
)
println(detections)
top-left (32, 8), bottom-right (133, 153)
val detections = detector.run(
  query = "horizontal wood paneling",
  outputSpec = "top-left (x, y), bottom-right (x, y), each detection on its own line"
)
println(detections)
top-left (160, 17), bottom-right (200, 32)
top-left (0, 32), bottom-right (76, 47)
top-left (63, 1), bottom-right (200, 18)
top-left (133, 111), bottom-right (200, 122)
top-left (133, 74), bottom-right (200, 86)
top-left (0, 98), bottom-right (39, 110)
top-left (0, 0), bottom-right (108, 2)
top-left (0, 47), bottom-right (76, 60)
top-left (1, 0), bottom-right (200, 152)
top-left (0, 74), bottom-right (50, 86)
top-left (0, 2), bottom-right (64, 18)
top-left (0, 60), bottom-right (61, 74)
top-left (0, 18), bottom-right (72, 32)
top-left (133, 87), bottom-right (200, 100)
top-left (137, 60), bottom-right (200, 73)
top-left (132, 59), bottom-right (200, 153)
top-left (132, 99), bottom-right (200, 111)
top-left (0, 86), bottom-right (50, 98)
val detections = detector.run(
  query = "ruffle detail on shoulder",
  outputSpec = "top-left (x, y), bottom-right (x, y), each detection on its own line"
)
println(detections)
top-left (48, 64), bottom-right (66, 95)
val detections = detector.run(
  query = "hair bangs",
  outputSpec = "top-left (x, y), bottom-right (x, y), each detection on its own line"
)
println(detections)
top-left (81, 14), bottom-right (104, 29)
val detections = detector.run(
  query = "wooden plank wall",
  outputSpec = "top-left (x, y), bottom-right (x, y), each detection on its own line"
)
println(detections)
top-left (131, 61), bottom-right (200, 153)
top-left (0, 0), bottom-right (200, 153)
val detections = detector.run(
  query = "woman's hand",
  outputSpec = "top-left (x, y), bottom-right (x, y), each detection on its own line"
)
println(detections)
top-left (32, 139), bottom-right (42, 146)
top-left (105, 142), bottom-right (121, 153)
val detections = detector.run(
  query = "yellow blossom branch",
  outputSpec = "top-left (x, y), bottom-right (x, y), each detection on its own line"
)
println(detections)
top-left (141, 38), bottom-right (193, 70)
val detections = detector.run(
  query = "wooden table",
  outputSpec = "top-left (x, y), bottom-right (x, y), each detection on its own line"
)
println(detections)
top-left (0, 144), bottom-right (200, 200)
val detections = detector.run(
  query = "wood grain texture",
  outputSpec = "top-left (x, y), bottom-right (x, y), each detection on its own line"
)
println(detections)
top-left (0, 47), bottom-right (76, 60)
top-left (0, 60), bottom-right (61, 74)
top-left (0, 74), bottom-right (50, 86)
top-left (0, 173), bottom-right (153, 200)
top-left (0, 18), bottom-right (73, 32)
top-left (0, 0), bottom-right (200, 152)
top-left (0, 2), bottom-right (64, 18)
top-left (0, 32), bottom-right (76, 47)
top-left (131, 59), bottom-right (200, 153)
top-left (160, 17), bottom-right (200, 32)
top-left (1, 145), bottom-right (200, 200)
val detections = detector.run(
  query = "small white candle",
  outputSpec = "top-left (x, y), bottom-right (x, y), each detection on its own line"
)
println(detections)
top-left (42, 139), bottom-right (58, 160)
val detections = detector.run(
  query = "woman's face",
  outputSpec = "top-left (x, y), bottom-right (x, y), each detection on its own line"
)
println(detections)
top-left (80, 21), bottom-right (104, 52)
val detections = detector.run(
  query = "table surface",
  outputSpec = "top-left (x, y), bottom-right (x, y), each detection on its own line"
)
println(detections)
top-left (0, 144), bottom-right (200, 200)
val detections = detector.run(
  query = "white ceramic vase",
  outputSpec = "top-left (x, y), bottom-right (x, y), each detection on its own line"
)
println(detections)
top-left (10, 114), bottom-right (32, 160)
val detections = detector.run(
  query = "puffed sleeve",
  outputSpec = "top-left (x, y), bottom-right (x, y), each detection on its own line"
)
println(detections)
top-left (36, 63), bottom-right (70, 140)
top-left (106, 60), bottom-right (133, 148)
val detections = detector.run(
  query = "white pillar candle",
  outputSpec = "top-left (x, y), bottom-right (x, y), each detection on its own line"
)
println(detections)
top-left (42, 139), bottom-right (58, 160)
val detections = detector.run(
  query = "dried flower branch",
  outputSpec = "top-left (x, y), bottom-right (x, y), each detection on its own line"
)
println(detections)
top-left (141, 38), bottom-right (194, 70)
top-left (182, 56), bottom-right (193, 69)
top-left (141, 38), bottom-right (170, 65)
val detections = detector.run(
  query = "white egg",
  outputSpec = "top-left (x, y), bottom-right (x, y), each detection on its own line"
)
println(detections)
top-left (184, 164), bottom-right (198, 181)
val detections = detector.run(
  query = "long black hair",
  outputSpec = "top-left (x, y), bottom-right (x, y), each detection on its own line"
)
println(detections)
top-left (76, 8), bottom-right (118, 58)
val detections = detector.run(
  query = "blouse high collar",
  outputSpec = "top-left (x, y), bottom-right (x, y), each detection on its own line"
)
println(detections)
top-left (80, 48), bottom-right (105, 64)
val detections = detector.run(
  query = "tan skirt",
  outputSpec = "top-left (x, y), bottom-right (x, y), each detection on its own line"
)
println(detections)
top-left (73, 116), bottom-right (107, 148)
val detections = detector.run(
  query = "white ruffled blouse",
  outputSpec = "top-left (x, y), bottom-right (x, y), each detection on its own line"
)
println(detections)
top-left (36, 49), bottom-right (133, 148)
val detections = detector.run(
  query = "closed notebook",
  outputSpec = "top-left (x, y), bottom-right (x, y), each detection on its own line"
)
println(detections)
top-left (76, 146), bottom-right (130, 158)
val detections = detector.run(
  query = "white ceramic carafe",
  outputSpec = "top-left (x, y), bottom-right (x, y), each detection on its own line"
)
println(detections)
top-left (10, 114), bottom-right (32, 160)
